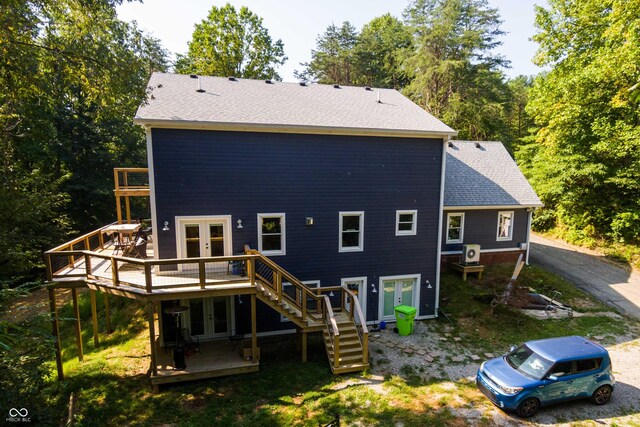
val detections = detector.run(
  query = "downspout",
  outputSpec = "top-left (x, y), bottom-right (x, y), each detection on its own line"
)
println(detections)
top-left (525, 208), bottom-right (533, 265)
top-left (434, 137), bottom-right (449, 317)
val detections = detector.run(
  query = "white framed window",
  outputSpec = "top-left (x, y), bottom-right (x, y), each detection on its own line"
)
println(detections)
top-left (281, 280), bottom-right (320, 322)
top-left (446, 213), bottom-right (465, 244)
top-left (396, 210), bottom-right (417, 236)
top-left (339, 211), bottom-right (364, 252)
top-left (497, 211), bottom-right (514, 241)
top-left (258, 213), bottom-right (286, 255)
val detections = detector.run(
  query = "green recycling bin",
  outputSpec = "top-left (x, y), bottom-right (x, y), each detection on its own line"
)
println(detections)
top-left (394, 305), bottom-right (417, 336)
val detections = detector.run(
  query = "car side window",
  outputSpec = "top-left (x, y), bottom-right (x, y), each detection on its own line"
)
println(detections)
top-left (549, 361), bottom-right (573, 377)
top-left (576, 358), bottom-right (602, 373)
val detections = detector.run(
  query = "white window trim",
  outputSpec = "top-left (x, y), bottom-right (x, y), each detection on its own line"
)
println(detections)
top-left (497, 211), bottom-right (514, 241)
top-left (257, 213), bottom-right (286, 256)
top-left (341, 276), bottom-right (368, 321)
top-left (280, 280), bottom-right (319, 322)
top-left (378, 274), bottom-right (421, 322)
top-left (446, 212), bottom-right (465, 244)
top-left (396, 210), bottom-right (417, 236)
top-left (339, 211), bottom-right (364, 252)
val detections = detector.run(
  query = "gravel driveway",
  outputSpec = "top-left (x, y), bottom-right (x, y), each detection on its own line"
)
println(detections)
top-left (529, 233), bottom-right (640, 320)
top-left (364, 321), bottom-right (640, 426)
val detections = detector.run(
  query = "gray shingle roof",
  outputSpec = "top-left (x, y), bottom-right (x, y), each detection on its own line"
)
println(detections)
top-left (134, 72), bottom-right (456, 137)
top-left (445, 141), bottom-right (542, 207)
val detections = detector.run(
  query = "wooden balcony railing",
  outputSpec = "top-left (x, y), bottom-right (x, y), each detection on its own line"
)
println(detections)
top-left (46, 227), bottom-right (364, 367)
top-left (113, 168), bottom-right (149, 224)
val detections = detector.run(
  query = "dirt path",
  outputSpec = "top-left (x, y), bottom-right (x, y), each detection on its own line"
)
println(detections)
top-left (529, 233), bottom-right (640, 320)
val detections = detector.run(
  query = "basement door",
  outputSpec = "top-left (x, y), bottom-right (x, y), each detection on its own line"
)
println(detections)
top-left (379, 275), bottom-right (419, 321)
top-left (185, 297), bottom-right (232, 340)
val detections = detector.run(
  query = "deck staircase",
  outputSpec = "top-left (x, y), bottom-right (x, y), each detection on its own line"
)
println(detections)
top-left (247, 248), bottom-right (369, 374)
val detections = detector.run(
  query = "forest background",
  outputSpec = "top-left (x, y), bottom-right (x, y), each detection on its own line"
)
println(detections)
top-left (2, 0), bottom-right (639, 288)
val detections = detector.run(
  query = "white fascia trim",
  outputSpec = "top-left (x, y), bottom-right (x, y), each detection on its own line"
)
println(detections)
top-left (441, 247), bottom-right (524, 255)
top-left (339, 211), bottom-right (364, 252)
top-left (257, 213), bottom-right (286, 256)
top-left (443, 204), bottom-right (543, 211)
top-left (146, 127), bottom-right (159, 260)
top-left (133, 119), bottom-right (458, 140)
top-left (435, 138), bottom-right (447, 316)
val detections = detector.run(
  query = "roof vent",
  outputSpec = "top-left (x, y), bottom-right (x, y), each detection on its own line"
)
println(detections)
top-left (475, 142), bottom-right (482, 148)
top-left (333, 84), bottom-right (340, 89)
top-left (365, 86), bottom-right (372, 91)
top-left (448, 141), bottom-right (454, 148)
top-left (189, 74), bottom-right (197, 79)
top-left (377, 90), bottom-right (381, 103)
top-left (265, 79), bottom-right (272, 84)
top-left (157, 83), bottom-right (163, 88)
top-left (299, 82), bottom-right (306, 86)
top-left (196, 76), bottom-right (205, 93)
top-left (228, 76), bottom-right (237, 81)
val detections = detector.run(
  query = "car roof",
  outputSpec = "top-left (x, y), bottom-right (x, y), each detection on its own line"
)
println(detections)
top-left (525, 336), bottom-right (608, 362)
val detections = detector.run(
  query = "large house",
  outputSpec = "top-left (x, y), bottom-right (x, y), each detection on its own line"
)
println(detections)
top-left (45, 72), bottom-right (540, 387)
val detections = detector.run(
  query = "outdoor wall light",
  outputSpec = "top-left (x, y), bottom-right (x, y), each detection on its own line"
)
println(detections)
top-left (237, 219), bottom-right (243, 229)
top-left (371, 283), bottom-right (377, 293)
top-left (329, 291), bottom-right (335, 297)
top-left (305, 217), bottom-right (314, 226)
top-left (426, 280), bottom-right (432, 289)
top-left (237, 295), bottom-right (243, 304)
top-left (162, 221), bottom-right (170, 231)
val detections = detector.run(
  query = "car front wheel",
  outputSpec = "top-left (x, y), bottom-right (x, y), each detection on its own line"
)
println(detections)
top-left (591, 385), bottom-right (613, 405)
top-left (516, 397), bottom-right (540, 418)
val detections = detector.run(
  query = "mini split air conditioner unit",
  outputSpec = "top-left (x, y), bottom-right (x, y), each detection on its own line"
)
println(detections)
top-left (462, 244), bottom-right (481, 265)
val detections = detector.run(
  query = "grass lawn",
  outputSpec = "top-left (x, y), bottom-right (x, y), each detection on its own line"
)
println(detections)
top-left (23, 264), bottom-right (637, 426)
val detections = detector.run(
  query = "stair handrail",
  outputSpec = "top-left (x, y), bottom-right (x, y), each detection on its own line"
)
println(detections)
top-left (322, 295), bottom-right (341, 369)
top-left (343, 288), bottom-right (369, 365)
top-left (245, 247), bottom-right (328, 323)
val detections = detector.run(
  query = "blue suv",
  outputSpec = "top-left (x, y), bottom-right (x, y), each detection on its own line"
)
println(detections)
top-left (476, 336), bottom-right (615, 417)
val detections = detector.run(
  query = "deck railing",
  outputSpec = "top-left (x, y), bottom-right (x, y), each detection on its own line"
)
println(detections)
top-left (46, 227), bottom-right (363, 367)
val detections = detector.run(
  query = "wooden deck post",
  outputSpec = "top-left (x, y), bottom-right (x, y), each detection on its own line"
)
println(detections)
top-left (251, 294), bottom-right (258, 363)
top-left (301, 330), bottom-right (307, 363)
top-left (49, 288), bottom-right (64, 380)
top-left (71, 288), bottom-right (84, 362)
top-left (90, 289), bottom-right (99, 348)
top-left (147, 302), bottom-right (158, 377)
top-left (104, 293), bottom-right (112, 334)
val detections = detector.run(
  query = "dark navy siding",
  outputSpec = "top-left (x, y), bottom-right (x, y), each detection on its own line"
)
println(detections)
top-left (441, 208), bottom-right (529, 252)
top-left (151, 129), bottom-right (443, 334)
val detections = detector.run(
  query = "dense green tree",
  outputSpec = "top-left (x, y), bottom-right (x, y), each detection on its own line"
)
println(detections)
top-left (401, 0), bottom-right (511, 140)
top-left (0, 0), bottom-right (167, 282)
top-left (519, 0), bottom-right (640, 242)
top-left (352, 14), bottom-right (413, 89)
top-left (175, 4), bottom-right (286, 79)
top-left (295, 22), bottom-right (358, 85)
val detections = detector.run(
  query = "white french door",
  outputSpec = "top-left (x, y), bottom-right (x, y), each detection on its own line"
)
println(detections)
top-left (185, 297), bottom-right (232, 340)
top-left (341, 277), bottom-right (367, 320)
top-left (379, 275), bottom-right (420, 321)
top-left (176, 216), bottom-right (232, 263)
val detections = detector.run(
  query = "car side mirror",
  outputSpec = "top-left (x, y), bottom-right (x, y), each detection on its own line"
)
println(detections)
top-left (509, 345), bottom-right (516, 352)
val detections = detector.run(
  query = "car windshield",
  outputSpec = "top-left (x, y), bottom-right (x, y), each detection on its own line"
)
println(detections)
top-left (506, 344), bottom-right (553, 380)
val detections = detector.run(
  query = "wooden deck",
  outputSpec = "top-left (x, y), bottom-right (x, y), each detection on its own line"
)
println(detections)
top-left (151, 339), bottom-right (259, 385)
top-left (53, 242), bottom-right (257, 301)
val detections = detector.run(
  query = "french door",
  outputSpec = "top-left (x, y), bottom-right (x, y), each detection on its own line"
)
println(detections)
top-left (186, 297), bottom-right (232, 340)
top-left (177, 216), bottom-right (232, 262)
top-left (380, 275), bottom-right (419, 321)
